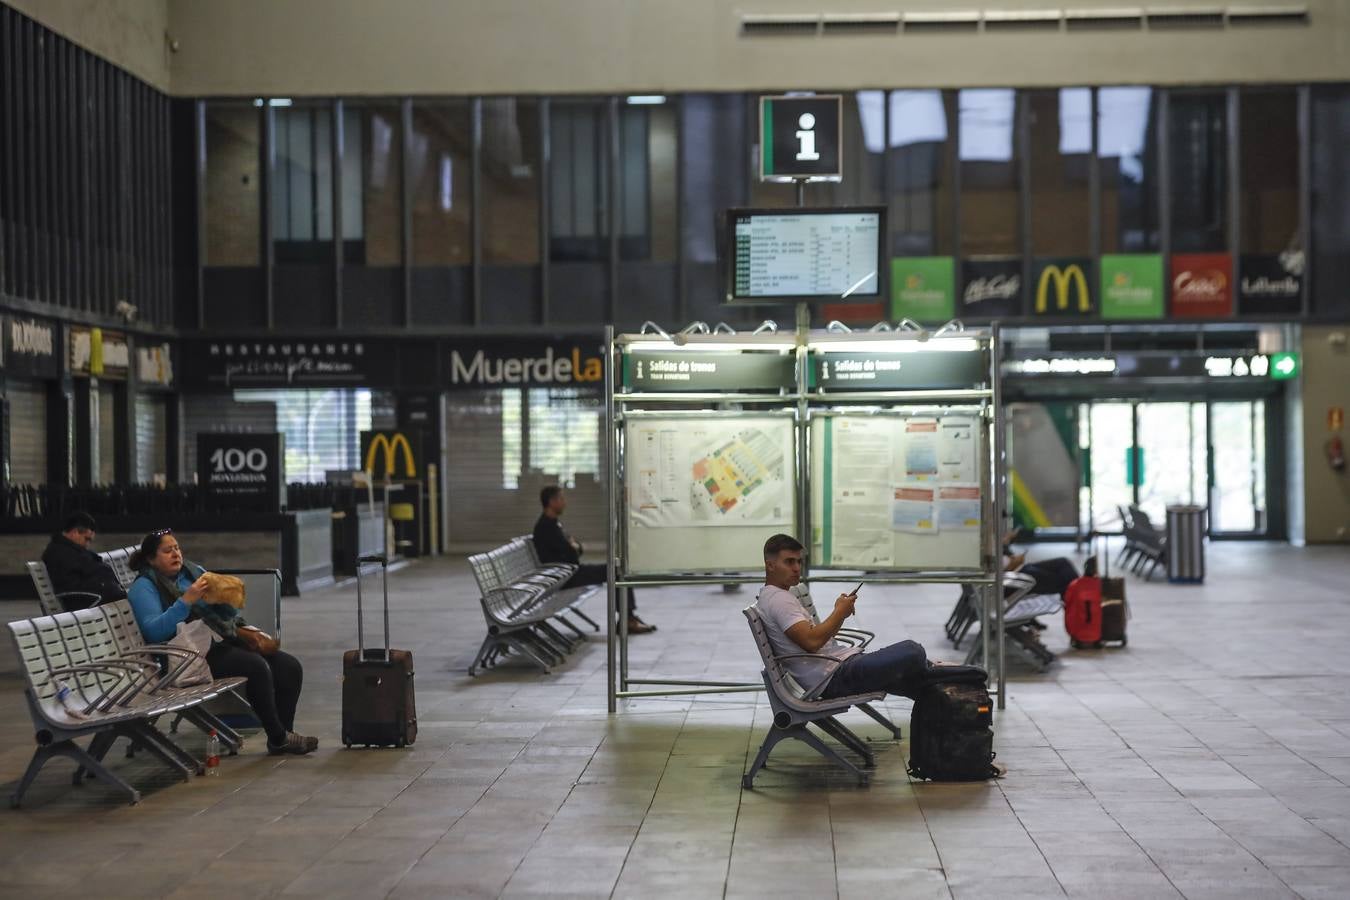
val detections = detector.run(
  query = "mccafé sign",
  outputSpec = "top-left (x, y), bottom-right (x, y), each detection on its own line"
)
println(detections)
top-left (1033, 260), bottom-right (1094, 316)
top-left (446, 341), bottom-right (604, 388)
top-left (1171, 254), bottom-right (1233, 318)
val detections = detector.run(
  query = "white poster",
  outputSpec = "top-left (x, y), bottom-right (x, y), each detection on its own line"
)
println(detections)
top-left (938, 415), bottom-right (979, 482)
top-left (628, 418), bottom-right (793, 528)
top-left (825, 417), bottom-right (894, 565)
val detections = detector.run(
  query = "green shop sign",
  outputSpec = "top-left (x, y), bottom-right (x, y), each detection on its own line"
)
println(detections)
top-left (891, 257), bottom-right (955, 322)
top-left (1100, 254), bottom-right (1164, 319)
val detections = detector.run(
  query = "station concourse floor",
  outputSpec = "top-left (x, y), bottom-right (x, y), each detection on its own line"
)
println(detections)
top-left (2, 543), bottom-right (1350, 899)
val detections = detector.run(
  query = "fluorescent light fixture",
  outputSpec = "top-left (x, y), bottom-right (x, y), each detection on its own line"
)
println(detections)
top-left (626, 95), bottom-right (667, 105)
top-left (811, 338), bottom-right (980, 353)
top-left (254, 98), bottom-right (293, 107)
top-left (625, 340), bottom-right (794, 353)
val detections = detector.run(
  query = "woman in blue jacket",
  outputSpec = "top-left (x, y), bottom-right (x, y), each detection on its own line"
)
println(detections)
top-left (127, 529), bottom-right (317, 756)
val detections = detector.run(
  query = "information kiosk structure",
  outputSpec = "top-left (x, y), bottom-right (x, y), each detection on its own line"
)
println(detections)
top-left (604, 321), bottom-right (1008, 712)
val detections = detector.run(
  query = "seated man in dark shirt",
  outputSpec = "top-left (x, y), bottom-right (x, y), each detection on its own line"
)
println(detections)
top-left (40, 511), bottom-right (125, 609)
top-left (532, 485), bottom-right (655, 634)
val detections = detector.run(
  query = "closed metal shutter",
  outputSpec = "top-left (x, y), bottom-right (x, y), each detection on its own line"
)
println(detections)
top-left (445, 387), bottom-right (605, 550)
top-left (98, 384), bottom-right (117, 484)
top-left (7, 380), bottom-right (48, 485)
top-left (135, 393), bottom-right (168, 482)
top-left (180, 393), bottom-right (278, 480)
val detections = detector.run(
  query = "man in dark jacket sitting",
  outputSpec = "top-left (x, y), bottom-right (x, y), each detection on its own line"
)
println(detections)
top-left (532, 485), bottom-right (655, 634)
top-left (41, 511), bottom-right (125, 609)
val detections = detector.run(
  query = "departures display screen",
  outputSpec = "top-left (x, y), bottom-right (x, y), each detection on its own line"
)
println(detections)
top-left (727, 207), bottom-right (884, 303)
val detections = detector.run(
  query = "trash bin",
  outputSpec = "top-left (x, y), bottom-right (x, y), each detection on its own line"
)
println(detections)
top-left (1165, 504), bottom-right (1206, 584)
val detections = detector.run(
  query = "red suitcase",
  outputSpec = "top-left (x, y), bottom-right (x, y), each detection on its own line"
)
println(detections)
top-left (1063, 574), bottom-right (1103, 649)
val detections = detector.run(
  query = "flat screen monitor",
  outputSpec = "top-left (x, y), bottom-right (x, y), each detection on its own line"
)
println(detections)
top-left (724, 207), bottom-right (885, 304)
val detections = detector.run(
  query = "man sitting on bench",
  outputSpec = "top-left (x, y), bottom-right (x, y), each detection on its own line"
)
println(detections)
top-left (41, 511), bottom-right (125, 609)
top-left (533, 485), bottom-right (655, 635)
top-left (755, 533), bottom-right (960, 700)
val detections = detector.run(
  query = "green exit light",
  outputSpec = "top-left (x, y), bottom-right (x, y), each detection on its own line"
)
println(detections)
top-left (1270, 352), bottom-right (1299, 380)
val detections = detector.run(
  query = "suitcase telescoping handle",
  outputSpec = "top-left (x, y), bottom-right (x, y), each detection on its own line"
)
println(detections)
top-left (356, 554), bottom-right (390, 661)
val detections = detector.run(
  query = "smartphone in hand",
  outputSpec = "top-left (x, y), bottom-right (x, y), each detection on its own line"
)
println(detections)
top-left (850, 582), bottom-right (864, 596)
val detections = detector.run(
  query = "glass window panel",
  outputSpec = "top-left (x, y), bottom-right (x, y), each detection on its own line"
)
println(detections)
top-left (1029, 88), bottom-right (1092, 256)
top-left (888, 90), bottom-right (954, 257)
top-left (1088, 402), bottom-right (1134, 530)
top-left (617, 103), bottom-right (677, 262)
top-left (550, 100), bottom-right (609, 261)
top-left (341, 102), bottom-right (403, 264)
top-left (234, 388), bottom-right (374, 483)
top-left (204, 104), bottom-right (260, 266)
top-left (482, 98), bottom-right (541, 264)
top-left (959, 89), bottom-right (1019, 256)
top-left (1168, 92), bottom-right (1229, 254)
top-left (1098, 87), bottom-right (1160, 253)
top-left (271, 103), bottom-right (334, 260)
top-left (1311, 85), bottom-right (1350, 318)
top-left (526, 387), bottom-right (601, 488)
top-left (410, 100), bottom-right (472, 265)
top-left (1239, 90), bottom-right (1300, 255)
top-left (816, 93), bottom-right (884, 208)
top-left (681, 94), bottom-right (747, 267)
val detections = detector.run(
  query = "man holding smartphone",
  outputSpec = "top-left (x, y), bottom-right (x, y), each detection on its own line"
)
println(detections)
top-left (755, 533), bottom-right (942, 701)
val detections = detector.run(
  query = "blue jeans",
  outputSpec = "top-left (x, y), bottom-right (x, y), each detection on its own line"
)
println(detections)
top-left (820, 640), bottom-right (930, 700)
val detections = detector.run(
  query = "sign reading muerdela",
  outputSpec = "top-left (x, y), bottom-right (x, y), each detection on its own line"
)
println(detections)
top-left (1, 313), bottom-right (60, 379)
top-left (445, 339), bottom-right (604, 389)
top-left (197, 433), bottom-right (285, 512)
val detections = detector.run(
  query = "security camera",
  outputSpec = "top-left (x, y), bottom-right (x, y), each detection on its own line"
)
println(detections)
top-left (115, 300), bottom-right (139, 323)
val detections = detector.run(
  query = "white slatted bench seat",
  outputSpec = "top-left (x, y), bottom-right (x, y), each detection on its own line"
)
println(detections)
top-left (7, 600), bottom-right (247, 807)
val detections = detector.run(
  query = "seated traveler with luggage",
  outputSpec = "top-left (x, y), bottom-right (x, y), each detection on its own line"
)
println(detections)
top-left (127, 529), bottom-right (317, 756)
top-left (533, 484), bottom-right (655, 634)
top-left (40, 511), bottom-right (125, 607)
top-left (755, 533), bottom-right (965, 700)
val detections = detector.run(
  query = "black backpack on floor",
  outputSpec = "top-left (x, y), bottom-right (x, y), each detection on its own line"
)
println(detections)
top-left (908, 671), bottom-right (998, 781)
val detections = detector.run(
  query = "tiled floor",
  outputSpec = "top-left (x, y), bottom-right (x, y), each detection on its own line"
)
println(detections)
top-left (2, 541), bottom-right (1349, 899)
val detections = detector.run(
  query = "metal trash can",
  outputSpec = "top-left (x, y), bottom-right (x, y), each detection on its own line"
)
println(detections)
top-left (1165, 504), bottom-right (1206, 583)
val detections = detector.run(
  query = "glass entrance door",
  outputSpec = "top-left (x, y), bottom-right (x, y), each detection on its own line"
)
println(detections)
top-left (1210, 400), bottom-right (1266, 533)
top-left (1078, 398), bottom-right (1268, 537)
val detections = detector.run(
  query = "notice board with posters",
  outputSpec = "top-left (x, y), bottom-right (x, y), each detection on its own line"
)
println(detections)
top-left (197, 433), bottom-right (285, 512)
top-left (623, 414), bottom-right (798, 574)
top-left (809, 411), bottom-right (985, 571)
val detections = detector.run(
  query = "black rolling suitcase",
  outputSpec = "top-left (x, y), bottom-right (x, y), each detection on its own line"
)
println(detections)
top-left (1092, 534), bottom-right (1129, 647)
top-left (342, 555), bottom-right (418, 748)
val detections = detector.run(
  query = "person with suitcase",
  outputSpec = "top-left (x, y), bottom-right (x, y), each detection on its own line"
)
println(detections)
top-left (342, 555), bottom-right (418, 748)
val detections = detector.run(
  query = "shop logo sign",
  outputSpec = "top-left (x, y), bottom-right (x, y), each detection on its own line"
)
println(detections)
top-left (1170, 254), bottom-right (1233, 318)
top-left (363, 432), bottom-right (416, 478)
top-left (1035, 264), bottom-right (1091, 314)
top-left (9, 318), bottom-right (54, 357)
top-left (1100, 254), bottom-right (1164, 319)
top-left (891, 257), bottom-right (955, 322)
top-left (963, 274), bottom-right (1020, 306)
top-left (448, 345), bottom-right (603, 386)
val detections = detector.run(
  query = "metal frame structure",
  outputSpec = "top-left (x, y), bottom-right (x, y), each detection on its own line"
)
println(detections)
top-left (604, 319), bottom-right (1008, 713)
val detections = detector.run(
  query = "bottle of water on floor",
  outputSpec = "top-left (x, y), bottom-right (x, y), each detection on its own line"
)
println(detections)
top-left (206, 730), bottom-right (221, 776)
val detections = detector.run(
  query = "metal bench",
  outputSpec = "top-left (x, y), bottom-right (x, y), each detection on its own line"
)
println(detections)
top-left (26, 561), bottom-right (102, 615)
top-left (962, 572), bottom-right (1061, 672)
top-left (742, 605), bottom-right (890, 788)
top-left (789, 584), bottom-right (902, 740)
top-left (7, 600), bottom-right (248, 807)
top-left (466, 538), bottom-right (601, 675)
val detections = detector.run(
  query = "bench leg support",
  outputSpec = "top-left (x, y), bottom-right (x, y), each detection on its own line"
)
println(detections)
top-left (12, 739), bottom-right (141, 808)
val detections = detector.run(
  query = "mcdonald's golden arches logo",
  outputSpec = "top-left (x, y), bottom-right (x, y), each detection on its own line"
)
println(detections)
top-left (1035, 263), bottom-right (1091, 314)
top-left (363, 432), bottom-right (416, 478)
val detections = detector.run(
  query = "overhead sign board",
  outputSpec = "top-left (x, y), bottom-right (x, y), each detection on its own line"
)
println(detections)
top-left (69, 326), bottom-right (130, 379)
top-left (1004, 352), bottom-right (1297, 380)
top-left (811, 349), bottom-right (989, 391)
top-left (1, 314), bottom-right (60, 379)
top-left (621, 351), bottom-right (795, 392)
top-left (759, 95), bottom-right (842, 182)
top-left (445, 339), bottom-right (604, 389)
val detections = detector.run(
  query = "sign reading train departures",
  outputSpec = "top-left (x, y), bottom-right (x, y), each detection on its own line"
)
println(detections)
top-left (811, 350), bottom-right (989, 391)
top-left (197, 432), bottom-right (285, 512)
top-left (759, 95), bottom-right (842, 181)
top-left (622, 351), bottom-right (795, 392)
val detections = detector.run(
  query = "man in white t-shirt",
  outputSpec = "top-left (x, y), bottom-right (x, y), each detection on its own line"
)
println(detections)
top-left (754, 533), bottom-right (937, 700)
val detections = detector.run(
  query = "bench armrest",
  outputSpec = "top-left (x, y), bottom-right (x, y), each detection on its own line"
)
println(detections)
top-left (49, 661), bottom-right (155, 713)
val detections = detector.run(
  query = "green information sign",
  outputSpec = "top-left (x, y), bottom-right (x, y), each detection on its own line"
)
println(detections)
top-left (1269, 352), bottom-right (1299, 380)
top-left (891, 257), bottom-right (955, 322)
top-left (1100, 254), bottom-right (1164, 319)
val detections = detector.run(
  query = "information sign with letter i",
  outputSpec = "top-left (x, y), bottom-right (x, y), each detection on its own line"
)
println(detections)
top-left (759, 95), bottom-right (843, 182)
